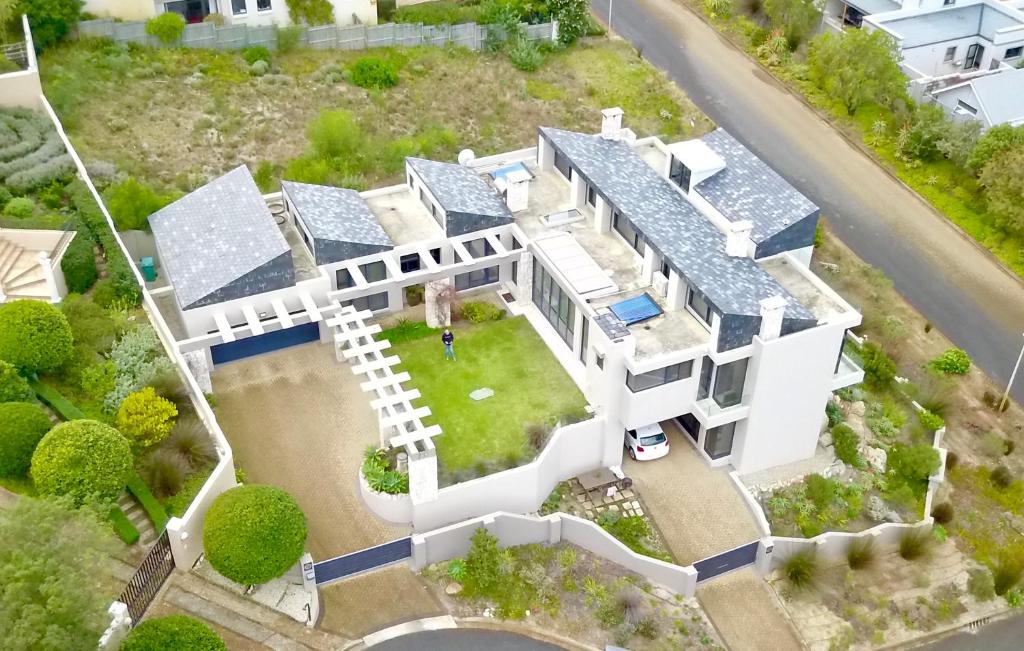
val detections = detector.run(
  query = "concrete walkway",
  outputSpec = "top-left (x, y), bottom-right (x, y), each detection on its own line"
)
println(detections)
top-left (697, 568), bottom-right (803, 651)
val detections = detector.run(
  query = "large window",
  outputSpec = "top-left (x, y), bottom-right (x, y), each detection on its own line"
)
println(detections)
top-left (399, 253), bottom-right (421, 273)
top-left (231, 0), bottom-right (245, 14)
top-left (697, 357), bottom-right (713, 400)
top-left (1007, 46), bottom-right (1023, 59)
top-left (712, 358), bottom-right (748, 408)
top-left (256, 0), bottom-right (271, 9)
top-left (344, 292), bottom-right (388, 313)
top-left (532, 262), bottom-right (575, 348)
top-left (686, 286), bottom-right (713, 326)
top-left (612, 210), bottom-right (645, 256)
top-left (554, 149), bottom-right (571, 180)
top-left (626, 361), bottom-right (693, 392)
top-left (336, 260), bottom-right (386, 290)
top-left (704, 422), bottom-right (735, 459)
top-left (676, 413), bottom-right (700, 442)
top-left (455, 266), bottom-right (499, 290)
top-left (669, 155), bottom-right (692, 192)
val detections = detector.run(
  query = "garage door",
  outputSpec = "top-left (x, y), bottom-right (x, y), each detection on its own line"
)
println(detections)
top-left (210, 322), bottom-right (321, 365)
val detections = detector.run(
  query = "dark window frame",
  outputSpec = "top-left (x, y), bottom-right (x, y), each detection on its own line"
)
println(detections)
top-left (712, 358), bottom-right (749, 409)
top-left (686, 286), bottom-right (713, 326)
top-left (704, 422), bottom-right (736, 459)
top-left (399, 253), bottom-right (421, 274)
top-left (612, 210), bottom-right (646, 256)
top-left (531, 262), bottom-right (576, 349)
top-left (669, 155), bottom-right (692, 192)
top-left (1006, 46), bottom-right (1023, 59)
top-left (231, 0), bottom-right (246, 14)
top-left (625, 360), bottom-right (694, 392)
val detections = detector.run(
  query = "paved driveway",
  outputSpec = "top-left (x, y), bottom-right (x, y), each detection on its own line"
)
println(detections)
top-left (623, 420), bottom-right (760, 565)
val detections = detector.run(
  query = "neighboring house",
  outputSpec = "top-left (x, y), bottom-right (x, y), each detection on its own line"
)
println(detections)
top-left (930, 65), bottom-right (1024, 126)
top-left (82, 0), bottom-right (377, 26)
top-left (0, 228), bottom-right (77, 304)
top-left (146, 109), bottom-right (863, 480)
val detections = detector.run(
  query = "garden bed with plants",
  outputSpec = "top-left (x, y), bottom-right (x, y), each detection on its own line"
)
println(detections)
top-left (422, 528), bottom-right (721, 650)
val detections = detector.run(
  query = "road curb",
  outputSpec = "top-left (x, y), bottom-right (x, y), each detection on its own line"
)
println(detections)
top-left (349, 615), bottom-right (600, 650)
top-left (663, 0), bottom-right (1024, 288)
top-left (876, 607), bottom-right (1018, 650)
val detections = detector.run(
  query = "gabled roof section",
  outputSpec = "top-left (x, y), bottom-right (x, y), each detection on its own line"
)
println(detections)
top-left (406, 157), bottom-right (513, 220)
top-left (281, 181), bottom-right (393, 247)
top-left (934, 67), bottom-right (1024, 127)
top-left (696, 129), bottom-right (818, 244)
top-left (149, 165), bottom-right (290, 309)
top-left (539, 127), bottom-right (814, 321)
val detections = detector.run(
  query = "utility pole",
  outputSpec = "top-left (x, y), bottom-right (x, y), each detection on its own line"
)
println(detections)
top-left (1000, 333), bottom-right (1024, 412)
top-left (609, 0), bottom-right (614, 33)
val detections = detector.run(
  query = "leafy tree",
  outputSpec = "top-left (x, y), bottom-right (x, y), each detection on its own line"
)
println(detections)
top-left (120, 615), bottom-right (226, 651)
top-left (0, 402), bottom-right (51, 477)
top-left (548, 0), bottom-right (589, 44)
top-left (464, 527), bottom-right (503, 592)
top-left (887, 442), bottom-right (941, 494)
top-left (31, 419), bottom-right (133, 505)
top-left (116, 386), bottom-right (178, 448)
top-left (16, 0), bottom-right (82, 51)
top-left (145, 11), bottom-right (185, 44)
top-left (968, 124), bottom-right (1024, 172)
top-left (899, 104), bottom-right (948, 162)
top-left (0, 359), bottom-right (34, 403)
top-left (0, 496), bottom-right (116, 650)
top-left (203, 485), bottom-right (308, 585)
top-left (103, 177), bottom-right (179, 232)
top-left (764, 0), bottom-right (820, 50)
top-left (284, 0), bottom-right (333, 26)
top-left (860, 341), bottom-right (896, 390)
top-left (980, 144), bottom-right (1024, 235)
top-left (937, 119), bottom-right (981, 168)
top-left (0, 299), bottom-right (74, 374)
top-left (807, 30), bottom-right (906, 115)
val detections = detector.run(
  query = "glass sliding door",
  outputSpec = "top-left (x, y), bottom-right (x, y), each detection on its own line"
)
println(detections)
top-left (712, 358), bottom-right (748, 408)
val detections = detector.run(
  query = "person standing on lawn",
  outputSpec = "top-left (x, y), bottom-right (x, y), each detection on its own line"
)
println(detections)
top-left (442, 328), bottom-right (456, 361)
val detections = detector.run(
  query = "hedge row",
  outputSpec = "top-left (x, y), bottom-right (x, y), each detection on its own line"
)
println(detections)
top-left (59, 223), bottom-right (98, 294)
top-left (66, 180), bottom-right (141, 308)
top-left (127, 472), bottom-right (169, 532)
top-left (108, 504), bottom-right (140, 545)
top-left (29, 379), bottom-right (85, 420)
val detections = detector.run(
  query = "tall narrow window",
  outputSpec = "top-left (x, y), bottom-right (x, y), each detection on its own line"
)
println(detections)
top-left (686, 286), bottom-right (713, 326)
top-left (579, 317), bottom-right (589, 363)
top-left (697, 357), bottom-right (713, 401)
top-left (712, 358), bottom-right (749, 408)
top-left (612, 211), bottom-right (646, 256)
top-left (669, 156), bottom-right (692, 192)
top-left (944, 46), bottom-right (957, 63)
top-left (554, 150), bottom-right (571, 180)
top-left (704, 422), bottom-right (736, 459)
top-left (587, 185), bottom-right (597, 207)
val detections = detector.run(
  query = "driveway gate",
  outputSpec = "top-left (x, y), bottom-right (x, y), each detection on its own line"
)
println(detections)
top-left (119, 530), bottom-right (175, 623)
top-left (693, 540), bottom-right (760, 582)
top-left (313, 538), bottom-right (412, 586)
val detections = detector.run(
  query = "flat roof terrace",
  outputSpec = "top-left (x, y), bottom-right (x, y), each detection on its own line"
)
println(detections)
top-left (760, 256), bottom-right (851, 324)
top-left (363, 186), bottom-right (445, 247)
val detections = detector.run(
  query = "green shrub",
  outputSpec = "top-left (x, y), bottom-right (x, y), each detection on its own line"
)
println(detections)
top-left (31, 420), bottom-right (133, 505)
top-left (2, 196), bottom-right (34, 217)
top-left (825, 400), bottom-right (844, 427)
top-left (549, 0), bottom-right (589, 44)
top-left (831, 423), bottom-right (860, 466)
top-left (284, 0), bottom-right (333, 25)
top-left (459, 301), bottom-right (505, 323)
top-left (203, 485), bottom-right (308, 585)
top-left (990, 465), bottom-right (1015, 489)
top-left (348, 57), bottom-right (399, 89)
top-left (846, 538), bottom-right (875, 570)
top-left (930, 348), bottom-right (971, 375)
top-left (0, 402), bottom-right (52, 478)
top-left (805, 474), bottom-right (834, 510)
top-left (968, 567), bottom-right (996, 602)
top-left (121, 615), bottom-right (225, 651)
top-left (362, 446), bottom-right (409, 494)
top-left (250, 59), bottom-right (269, 77)
top-left (0, 360), bottom-right (34, 403)
top-left (917, 409), bottom-right (945, 432)
top-left (67, 181), bottom-right (142, 307)
top-left (898, 529), bottom-right (932, 560)
top-left (464, 527), bottom-right (503, 593)
top-left (861, 341), bottom-right (896, 389)
top-left (103, 177), bottom-right (179, 231)
top-left (994, 557), bottom-right (1022, 595)
top-left (887, 443), bottom-right (941, 494)
top-left (116, 387), bottom-right (178, 448)
top-left (0, 300), bottom-right (74, 374)
top-left (783, 550), bottom-right (818, 589)
top-left (242, 46), bottom-right (271, 66)
top-left (931, 501), bottom-right (954, 524)
top-left (509, 38), bottom-right (544, 72)
top-left (703, 0), bottom-right (733, 17)
top-left (140, 448), bottom-right (189, 498)
top-left (18, 0), bottom-right (83, 50)
top-left (164, 417), bottom-right (217, 470)
top-left (108, 504), bottom-right (140, 544)
top-left (60, 230), bottom-right (98, 293)
top-left (126, 473), bottom-right (169, 532)
top-left (145, 12), bottom-right (186, 45)
top-left (276, 25), bottom-right (304, 53)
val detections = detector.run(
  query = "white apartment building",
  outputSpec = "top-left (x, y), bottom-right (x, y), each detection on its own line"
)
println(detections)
top-left (82, 0), bottom-right (376, 27)
top-left (146, 110), bottom-right (863, 486)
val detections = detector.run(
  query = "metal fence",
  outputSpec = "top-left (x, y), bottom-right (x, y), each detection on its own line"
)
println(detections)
top-left (77, 19), bottom-right (554, 52)
top-left (118, 530), bottom-right (175, 624)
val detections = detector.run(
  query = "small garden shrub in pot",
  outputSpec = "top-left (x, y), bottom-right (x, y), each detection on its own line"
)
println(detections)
top-left (898, 528), bottom-right (932, 561)
top-left (783, 550), bottom-right (818, 590)
top-left (30, 420), bottom-right (133, 505)
top-left (0, 402), bottom-right (52, 478)
top-left (0, 300), bottom-right (74, 374)
top-left (145, 12), bottom-right (186, 45)
top-left (203, 484), bottom-right (308, 585)
top-left (116, 387), bottom-right (178, 448)
top-left (930, 347), bottom-right (971, 375)
top-left (349, 56), bottom-right (399, 89)
top-left (362, 446), bottom-right (409, 494)
top-left (120, 615), bottom-right (226, 651)
top-left (0, 360), bottom-right (34, 403)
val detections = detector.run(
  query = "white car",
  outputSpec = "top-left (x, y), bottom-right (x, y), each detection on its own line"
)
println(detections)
top-left (624, 423), bottom-right (670, 461)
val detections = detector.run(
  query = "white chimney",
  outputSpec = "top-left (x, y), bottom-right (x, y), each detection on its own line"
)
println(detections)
top-left (725, 220), bottom-right (753, 257)
top-left (494, 168), bottom-right (532, 213)
top-left (601, 107), bottom-right (624, 140)
top-left (759, 296), bottom-right (788, 341)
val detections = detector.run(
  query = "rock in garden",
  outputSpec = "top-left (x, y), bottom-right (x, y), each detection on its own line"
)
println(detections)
top-left (866, 495), bottom-right (887, 522)
top-left (863, 446), bottom-right (887, 473)
top-left (885, 510), bottom-right (903, 524)
top-left (445, 582), bottom-right (462, 595)
top-left (849, 401), bottom-right (867, 419)
top-left (820, 432), bottom-right (834, 448)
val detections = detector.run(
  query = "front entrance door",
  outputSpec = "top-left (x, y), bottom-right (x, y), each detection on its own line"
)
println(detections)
top-left (965, 43), bottom-right (984, 70)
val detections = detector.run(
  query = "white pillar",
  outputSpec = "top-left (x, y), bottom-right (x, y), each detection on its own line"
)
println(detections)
top-left (516, 251), bottom-right (534, 303)
top-left (37, 251), bottom-right (60, 302)
top-left (570, 170), bottom-right (585, 209)
top-left (537, 134), bottom-right (554, 170)
top-left (98, 602), bottom-right (132, 649)
top-left (640, 246), bottom-right (657, 285)
top-left (594, 195), bottom-right (612, 233)
top-left (425, 279), bottom-right (452, 328)
top-left (408, 444), bottom-right (438, 505)
top-left (759, 296), bottom-right (787, 341)
top-left (183, 349), bottom-right (213, 394)
top-left (667, 271), bottom-right (686, 311)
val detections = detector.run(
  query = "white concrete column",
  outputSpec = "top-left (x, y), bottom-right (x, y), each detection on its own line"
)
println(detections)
top-left (408, 445), bottom-right (438, 505)
top-left (594, 195), bottom-right (612, 233)
top-left (98, 602), bottom-right (131, 649)
top-left (516, 251), bottom-right (533, 303)
top-left (537, 134), bottom-right (554, 170)
top-left (183, 349), bottom-right (213, 395)
top-left (37, 251), bottom-right (59, 302)
top-left (667, 272), bottom-right (686, 311)
top-left (640, 246), bottom-right (657, 285)
top-left (425, 279), bottom-right (452, 328)
top-left (570, 170), bottom-right (585, 209)
top-left (759, 296), bottom-right (787, 341)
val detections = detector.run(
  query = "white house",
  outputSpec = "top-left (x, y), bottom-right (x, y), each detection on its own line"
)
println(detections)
top-left (930, 65), bottom-right (1024, 127)
top-left (81, 0), bottom-right (377, 26)
top-left (145, 109), bottom-right (864, 489)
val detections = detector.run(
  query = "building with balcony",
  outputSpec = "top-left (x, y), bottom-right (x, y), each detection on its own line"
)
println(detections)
top-left (146, 109), bottom-right (863, 480)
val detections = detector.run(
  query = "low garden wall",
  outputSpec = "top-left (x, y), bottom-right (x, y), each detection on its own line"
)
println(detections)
top-left (410, 511), bottom-right (699, 597)
top-left (361, 417), bottom-right (613, 531)
top-left (359, 470), bottom-right (413, 524)
top-left (0, 17), bottom-right (42, 110)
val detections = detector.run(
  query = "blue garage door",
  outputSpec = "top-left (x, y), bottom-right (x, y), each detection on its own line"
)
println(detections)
top-left (210, 322), bottom-right (320, 365)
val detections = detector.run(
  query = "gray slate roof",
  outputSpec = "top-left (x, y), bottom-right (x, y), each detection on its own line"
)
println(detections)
top-left (150, 165), bottom-right (289, 309)
top-left (281, 181), bottom-right (393, 247)
top-left (874, 3), bottom-right (1023, 48)
top-left (937, 67), bottom-right (1024, 127)
top-left (539, 127), bottom-right (814, 321)
top-left (696, 129), bottom-right (818, 243)
top-left (407, 157), bottom-right (513, 219)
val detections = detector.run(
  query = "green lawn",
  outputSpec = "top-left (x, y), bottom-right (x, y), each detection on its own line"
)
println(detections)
top-left (387, 316), bottom-right (587, 473)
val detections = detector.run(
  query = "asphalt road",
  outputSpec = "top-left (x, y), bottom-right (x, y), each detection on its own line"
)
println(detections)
top-left (592, 0), bottom-right (1024, 403)
top-left (916, 615), bottom-right (1024, 650)
top-left (367, 630), bottom-right (564, 650)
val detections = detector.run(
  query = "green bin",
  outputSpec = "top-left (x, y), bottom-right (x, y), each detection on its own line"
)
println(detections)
top-left (140, 256), bottom-right (157, 282)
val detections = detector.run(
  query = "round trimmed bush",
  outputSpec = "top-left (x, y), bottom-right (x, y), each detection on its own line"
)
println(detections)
top-left (120, 615), bottom-right (225, 651)
top-left (0, 360), bottom-right (34, 403)
top-left (203, 485), bottom-right (308, 585)
top-left (31, 420), bottom-right (133, 505)
top-left (0, 402), bottom-right (52, 477)
top-left (0, 300), bottom-right (74, 373)
top-left (243, 46), bottom-right (271, 66)
top-left (348, 56), bottom-right (399, 89)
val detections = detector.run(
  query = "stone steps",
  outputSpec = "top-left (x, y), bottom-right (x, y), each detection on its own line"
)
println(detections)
top-left (117, 491), bottom-right (158, 547)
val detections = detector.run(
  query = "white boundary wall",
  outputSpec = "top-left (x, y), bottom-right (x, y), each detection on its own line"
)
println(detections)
top-left (0, 16), bottom-right (43, 109)
top-left (410, 511), bottom-right (699, 597)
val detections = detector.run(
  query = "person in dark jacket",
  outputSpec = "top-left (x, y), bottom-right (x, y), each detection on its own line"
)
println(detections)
top-left (442, 328), bottom-right (455, 361)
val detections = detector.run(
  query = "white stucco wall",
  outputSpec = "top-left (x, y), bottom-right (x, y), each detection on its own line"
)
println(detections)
top-left (85, 0), bottom-right (157, 20)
